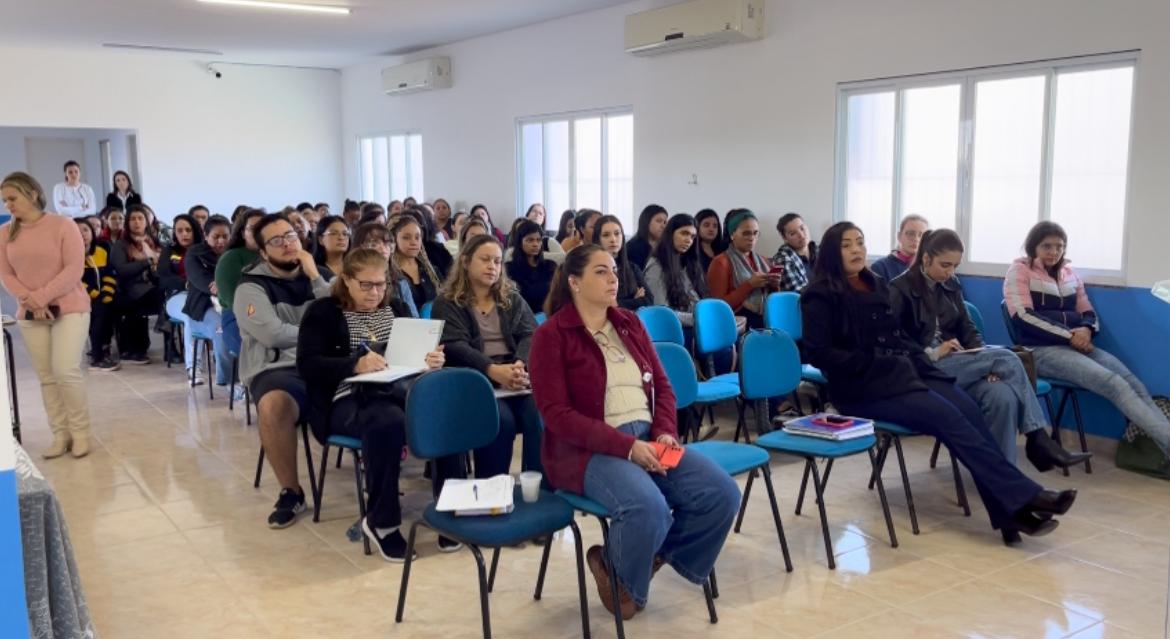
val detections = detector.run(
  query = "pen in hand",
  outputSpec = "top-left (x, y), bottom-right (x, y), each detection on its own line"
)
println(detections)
top-left (473, 484), bottom-right (478, 501)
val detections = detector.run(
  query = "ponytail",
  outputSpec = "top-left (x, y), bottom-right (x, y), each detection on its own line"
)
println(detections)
top-left (544, 244), bottom-right (605, 317)
top-left (913, 228), bottom-right (964, 270)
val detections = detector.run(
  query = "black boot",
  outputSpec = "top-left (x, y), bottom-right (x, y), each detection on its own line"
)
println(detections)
top-left (1009, 509), bottom-right (1060, 538)
top-left (1025, 431), bottom-right (1092, 472)
top-left (1025, 489), bottom-right (1078, 516)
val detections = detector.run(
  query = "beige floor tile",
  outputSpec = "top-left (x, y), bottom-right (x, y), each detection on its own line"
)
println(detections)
top-left (1064, 621), bottom-right (1160, 639)
top-left (812, 609), bottom-right (965, 638)
top-left (67, 504), bottom-right (180, 548)
top-left (900, 580), bottom-right (1104, 638)
top-left (826, 544), bottom-right (974, 606)
top-left (1055, 530), bottom-right (1170, 585)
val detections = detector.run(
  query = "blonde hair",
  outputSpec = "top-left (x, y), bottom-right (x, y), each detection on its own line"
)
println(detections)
top-left (442, 234), bottom-right (514, 310)
top-left (1, 172), bottom-right (48, 241)
top-left (331, 248), bottom-right (393, 311)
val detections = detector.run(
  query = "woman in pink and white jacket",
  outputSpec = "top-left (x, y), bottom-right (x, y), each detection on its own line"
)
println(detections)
top-left (1004, 221), bottom-right (1170, 457)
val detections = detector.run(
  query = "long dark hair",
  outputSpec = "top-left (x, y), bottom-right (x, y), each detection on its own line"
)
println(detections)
top-left (635, 204), bottom-right (667, 243)
top-left (545, 244), bottom-right (607, 317)
top-left (311, 215), bottom-right (349, 263)
top-left (470, 203), bottom-right (494, 231)
top-left (170, 213), bottom-right (205, 254)
top-left (811, 221), bottom-right (866, 293)
top-left (574, 209), bottom-right (601, 241)
top-left (695, 208), bottom-right (727, 254)
top-left (228, 208), bottom-right (265, 250)
top-left (592, 215), bottom-right (636, 294)
top-left (509, 219), bottom-right (545, 271)
top-left (652, 213), bottom-right (709, 309)
top-left (1024, 221), bottom-right (1069, 278)
top-left (555, 209), bottom-right (576, 243)
top-left (913, 229), bottom-right (964, 270)
top-left (111, 170), bottom-right (135, 195)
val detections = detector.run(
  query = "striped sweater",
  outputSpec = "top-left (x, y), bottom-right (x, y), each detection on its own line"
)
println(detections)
top-left (1003, 257), bottom-right (1098, 346)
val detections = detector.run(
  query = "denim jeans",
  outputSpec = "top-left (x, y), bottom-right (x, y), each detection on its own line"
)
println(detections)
top-left (1034, 345), bottom-right (1170, 457)
top-left (937, 348), bottom-right (1047, 465)
top-left (582, 421), bottom-right (740, 607)
top-left (165, 293), bottom-right (230, 385)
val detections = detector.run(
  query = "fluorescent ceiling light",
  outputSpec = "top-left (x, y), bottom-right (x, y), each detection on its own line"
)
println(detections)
top-left (104, 43), bottom-right (224, 55)
top-left (197, 0), bottom-right (350, 16)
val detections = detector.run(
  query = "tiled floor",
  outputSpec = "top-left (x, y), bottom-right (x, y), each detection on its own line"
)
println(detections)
top-left (10, 332), bottom-right (1170, 638)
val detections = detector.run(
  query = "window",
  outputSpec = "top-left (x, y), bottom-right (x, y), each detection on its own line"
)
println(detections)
top-left (836, 54), bottom-right (1135, 273)
top-left (358, 133), bottom-right (423, 204)
top-left (517, 109), bottom-right (634, 230)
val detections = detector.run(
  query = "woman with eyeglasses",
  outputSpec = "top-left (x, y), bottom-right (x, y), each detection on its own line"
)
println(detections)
top-left (432, 234), bottom-right (545, 482)
top-left (529, 244), bottom-right (740, 619)
top-left (353, 221), bottom-right (422, 317)
top-left (297, 249), bottom-right (455, 561)
top-left (706, 208), bottom-right (780, 329)
top-left (592, 215), bottom-right (653, 311)
top-left (313, 215), bottom-right (351, 281)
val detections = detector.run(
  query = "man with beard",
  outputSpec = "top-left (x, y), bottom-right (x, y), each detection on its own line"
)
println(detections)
top-left (234, 214), bottom-right (331, 528)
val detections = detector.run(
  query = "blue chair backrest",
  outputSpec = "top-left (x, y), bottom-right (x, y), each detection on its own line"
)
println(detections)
top-left (420, 301), bottom-right (433, 319)
top-left (1000, 300), bottom-right (1022, 345)
top-left (405, 369), bottom-right (499, 459)
top-left (739, 329), bottom-right (802, 400)
top-left (764, 291), bottom-right (802, 340)
top-left (693, 299), bottom-right (737, 355)
top-left (637, 305), bottom-right (685, 345)
top-left (964, 301), bottom-right (986, 336)
top-left (653, 342), bottom-right (698, 409)
top-left (534, 312), bottom-right (547, 325)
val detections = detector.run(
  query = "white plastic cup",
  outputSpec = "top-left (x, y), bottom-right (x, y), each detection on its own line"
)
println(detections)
top-left (519, 471), bottom-right (542, 503)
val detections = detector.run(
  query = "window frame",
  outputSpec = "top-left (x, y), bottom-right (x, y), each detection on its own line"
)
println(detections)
top-left (834, 51), bottom-right (1139, 284)
top-left (356, 131), bottom-right (424, 204)
top-left (515, 106), bottom-right (635, 230)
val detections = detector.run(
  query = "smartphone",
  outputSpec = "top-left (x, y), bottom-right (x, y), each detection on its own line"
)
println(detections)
top-left (651, 442), bottom-right (685, 469)
top-left (768, 264), bottom-right (784, 275)
top-left (811, 415), bottom-right (855, 428)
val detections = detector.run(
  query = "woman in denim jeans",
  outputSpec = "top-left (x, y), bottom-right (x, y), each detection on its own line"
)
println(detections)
top-left (529, 244), bottom-right (740, 620)
top-left (1004, 221), bottom-right (1170, 458)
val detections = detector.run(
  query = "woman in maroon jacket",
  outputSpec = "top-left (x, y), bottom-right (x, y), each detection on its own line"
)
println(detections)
top-left (529, 244), bottom-right (739, 620)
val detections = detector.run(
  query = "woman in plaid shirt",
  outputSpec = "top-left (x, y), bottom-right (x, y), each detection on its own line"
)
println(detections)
top-left (771, 212), bottom-right (818, 292)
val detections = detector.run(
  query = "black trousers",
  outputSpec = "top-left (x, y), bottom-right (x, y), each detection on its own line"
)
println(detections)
top-left (88, 302), bottom-right (116, 362)
top-left (116, 289), bottom-right (161, 357)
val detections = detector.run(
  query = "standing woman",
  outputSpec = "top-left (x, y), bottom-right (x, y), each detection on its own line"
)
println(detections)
top-left (160, 214), bottom-right (207, 383)
top-left (505, 219), bottom-right (558, 313)
top-left (75, 219), bottom-right (120, 371)
top-left (391, 215), bottom-right (442, 313)
top-left (0, 172), bottom-right (93, 458)
top-left (706, 208), bottom-right (779, 329)
top-left (105, 170), bottom-right (141, 211)
top-left (803, 221), bottom-right (1076, 545)
top-left (470, 203), bottom-right (506, 245)
top-left (593, 215), bottom-right (653, 311)
top-left (183, 215), bottom-right (236, 391)
top-left (432, 198), bottom-right (455, 241)
top-left (625, 204), bottom-right (668, 271)
top-left (529, 244), bottom-right (740, 617)
top-left (312, 215), bottom-right (350, 281)
top-left (110, 204), bottom-right (162, 364)
top-left (694, 209), bottom-right (726, 274)
top-left (433, 234), bottom-right (545, 479)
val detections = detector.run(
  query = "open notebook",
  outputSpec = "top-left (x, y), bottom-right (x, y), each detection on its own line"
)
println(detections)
top-left (343, 318), bottom-right (444, 384)
top-left (436, 474), bottom-right (516, 516)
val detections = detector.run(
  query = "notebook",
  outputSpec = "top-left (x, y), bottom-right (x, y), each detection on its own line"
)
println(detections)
top-left (783, 413), bottom-right (874, 441)
top-left (343, 318), bottom-right (444, 384)
top-left (436, 474), bottom-right (516, 516)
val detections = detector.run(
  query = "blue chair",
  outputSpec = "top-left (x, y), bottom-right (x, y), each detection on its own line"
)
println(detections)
top-left (534, 312), bottom-right (546, 325)
top-left (692, 299), bottom-right (746, 440)
top-left (999, 301), bottom-right (1091, 475)
top-left (637, 305), bottom-right (685, 345)
top-left (764, 292), bottom-right (828, 409)
top-left (869, 421), bottom-right (971, 535)
top-left (313, 434), bottom-right (370, 555)
top-left (420, 301), bottom-right (433, 319)
top-left (397, 369), bottom-right (589, 639)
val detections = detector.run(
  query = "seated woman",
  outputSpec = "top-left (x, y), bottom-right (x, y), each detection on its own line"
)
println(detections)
top-left (804, 221), bottom-right (1077, 545)
top-left (505, 219), bottom-right (557, 313)
top-left (159, 214), bottom-right (206, 380)
top-left (554, 209), bottom-right (576, 246)
top-left (99, 206), bottom-right (125, 244)
top-left (560, 208), bottom-right (601, 253)
top-left (405, 205), bottom-right (453, 280)
top-left (643, 213), bottom-right (707, 331)
top-left (1005, 221), bottom-right (1170, 459)
top-left (529, 244), bottom-right (740, 618)
top-left (110, 204), bottom-right (163, 364)
top-left (297, 249), bottom-right (457, 561)
top-left (771, 212), bottom-right (818, 292)
top-left (432, 197), bottom-right (454, 241)
top-left (181, 215), bottom-right (237, 393)
top-left (432, 234), bottom-right (544, 480)
top-left (353, 221), bottom-right (420, 317)
top-left (694, 208), bottom-right (726, 275)
top-left (445, 215), bottom-right (488, 259)
top-left (470, 203), bottom-right (506, 245)
top-left (443, 211), bottom-right (470, 256)
top-left (706, 208), bottom-right (780, 329)
top-left (76, 219), bottom-right (119, 371)
top-left (391, 215), bottom-right (443, 314)
top-left (870, 214), bottom-right (928, 281)
top-left (593, 215), bottom-right (653, 311)
top-left (889, 229), bottom-right (1090, 470)
top-left (313, 215), bottom-right (350, 281)
top-left (214, 208), bottom-right (264, 358)
top-left (625, 204), bottom-right (668, 271)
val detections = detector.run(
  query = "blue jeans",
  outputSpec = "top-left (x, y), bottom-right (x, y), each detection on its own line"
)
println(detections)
top-left (1034, 345), bottom-right (1170, 456)
top-left (165, 293), bottom-right (231, 385)
top-left (582, 421), bottom-right (740, 607)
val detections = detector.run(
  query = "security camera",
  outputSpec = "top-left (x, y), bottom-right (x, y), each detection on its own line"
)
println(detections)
top-left (206, 64), bottom-right (222, 79)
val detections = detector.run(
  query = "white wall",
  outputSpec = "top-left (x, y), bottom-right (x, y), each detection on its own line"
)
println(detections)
top-left (340, 0), bottom-right (1170, 286)
top-left (0, 46), bottom-right (344, 222)
top-left (0, 126), bottom-right (133, 202)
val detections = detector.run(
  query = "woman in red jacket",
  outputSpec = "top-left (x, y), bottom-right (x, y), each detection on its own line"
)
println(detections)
top-left (529, 244), bottom-right (740, 620)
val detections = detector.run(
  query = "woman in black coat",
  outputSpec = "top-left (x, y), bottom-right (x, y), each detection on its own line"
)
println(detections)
top-left (505, 219), bottom-right (557, 313)
top-left (802, 221), bottom-right (1076, 545)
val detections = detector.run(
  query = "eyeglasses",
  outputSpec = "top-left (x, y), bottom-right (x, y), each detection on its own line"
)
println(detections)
top-left (264, 232), bottom-right (301, 248)
top-left (324, 230), bottom-right (351, 238)
top-left (355, 280), bottom-right (388, 292)
top-left (592, 331), bottom-right (626, 364)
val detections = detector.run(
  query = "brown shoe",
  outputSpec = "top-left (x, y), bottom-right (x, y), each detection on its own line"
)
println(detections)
top-left (586, 545), bottom-right (638, 620)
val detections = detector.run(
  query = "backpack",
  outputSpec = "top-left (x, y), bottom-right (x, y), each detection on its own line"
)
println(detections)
top-left (1115, 395), bottom-right (1170, 480)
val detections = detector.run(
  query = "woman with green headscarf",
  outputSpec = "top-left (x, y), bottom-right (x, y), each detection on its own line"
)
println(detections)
top-left (706, 208), bottom-right (781, 329)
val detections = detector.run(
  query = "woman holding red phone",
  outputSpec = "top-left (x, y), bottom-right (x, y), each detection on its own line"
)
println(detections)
top-left (706, 208), bottom-right (780, 329)
top-left (0, 172), bottom-right (93, 459)
top-left (530, 244), bottom-right (739, 620)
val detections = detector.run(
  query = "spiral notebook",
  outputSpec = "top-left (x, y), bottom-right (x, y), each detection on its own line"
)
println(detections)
top-left (343, 318), bottom-right (444, 384)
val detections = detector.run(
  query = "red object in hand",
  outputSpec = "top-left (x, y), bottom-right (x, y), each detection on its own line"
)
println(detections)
top-left (768, 264), bottom-right (784, 275)
top-left (650, 442), bottom-right (685, 469)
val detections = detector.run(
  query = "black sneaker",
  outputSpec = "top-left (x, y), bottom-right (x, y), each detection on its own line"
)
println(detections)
top-left (91, 357), bottom-right (121, 372)
top-left (437, 535), bottom-right (463, 553)
top-left (123, 353), bottom-right (151, 365)
top-left (361, 517), bottom-right (417, 563)
top-left (267, 488), bottom-right (306, 529)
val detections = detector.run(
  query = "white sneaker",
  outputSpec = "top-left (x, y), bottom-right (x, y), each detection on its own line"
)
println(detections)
top-left (186, 368), bottom-right (206, 387)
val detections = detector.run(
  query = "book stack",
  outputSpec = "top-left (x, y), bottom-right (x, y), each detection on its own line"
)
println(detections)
top-left (782, 413), bottom-right (874, 441)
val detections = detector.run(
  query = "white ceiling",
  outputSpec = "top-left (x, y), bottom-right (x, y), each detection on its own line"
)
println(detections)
top-left (0, 0), bottom-right (635, 68)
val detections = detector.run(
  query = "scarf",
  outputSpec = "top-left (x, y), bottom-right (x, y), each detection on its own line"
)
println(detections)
top-left (728, 248), bottom-right (767, 314)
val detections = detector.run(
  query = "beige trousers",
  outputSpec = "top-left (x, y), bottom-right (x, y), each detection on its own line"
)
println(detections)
top-left (18, 311), bottom-right (91, 437)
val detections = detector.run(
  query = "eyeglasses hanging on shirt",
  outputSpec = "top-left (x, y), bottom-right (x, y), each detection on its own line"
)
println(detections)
top-left (592, 331), bottom-right (627, 364)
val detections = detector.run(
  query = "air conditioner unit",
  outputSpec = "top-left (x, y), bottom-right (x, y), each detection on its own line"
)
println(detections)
top-left (381, 57), bottom-right (452, 96)
top-left (625, 0), bottom-right (765, 57)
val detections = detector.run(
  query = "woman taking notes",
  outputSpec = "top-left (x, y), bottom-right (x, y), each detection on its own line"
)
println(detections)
top-left (529, 244), bottom-right (739, 619)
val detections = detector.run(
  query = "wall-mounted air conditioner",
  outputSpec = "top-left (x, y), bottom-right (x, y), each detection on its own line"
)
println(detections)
top-left (624, 0), bottom-right (765, 57)
top-left (381, 57), bottom-right (452, 96)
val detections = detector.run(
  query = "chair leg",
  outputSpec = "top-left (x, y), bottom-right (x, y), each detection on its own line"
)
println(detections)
top-left (469, 545), bottom-right (494, 639)
top-left (702, 577), bottom-right (718, 624)
top-left (534, 532), bottom-right (554, 600)
top-left (949, 450), bottom-right (971, 516)
top-left (301, 426), bottom-right (318, 508)
top-left (733, 469), bottom-right (756, 533)
top-left (806, 456), bottom-right (836, 569)
top-left (229, 359), bottom-right (237, 412)
top-left (736, 399), bottom-right (750, 444)
top-left (819, 458), bottom-right (835, 505)
top-left (928, 439), bottom-right (942, 469)
top-left (1052, 391), bottom-right (1071, 477)
top-left (205, 340), bottom-right (215, 400)
top-left (868, 434), bottom-right (892, 490)
top-left (395, 520), bottom-right (423, 623)
top-left (709, 567), bottom-right (719, 599)
top-left (891, 436), bottom-right (919, 535)
top-left (795, 459), bottom-right (812, 516)
top-left (597, 517), bottom-right (625, 639)
top-left (336, 447), bottom-right (344, 469)
top-left (314, 444), bottom-right (331, 522)
top-left (487, 547), bottom-right (501, 593)
top-left (761, 464), bottom-right (793, 572)
top-left (568, 520), bottom-right (591, 639)
top-left (868, 448), bottom-right (899, 549)
top-left (1069, 391), bottom-right (1091, 474)
top-left (353, 449), bottom-right (370, 556)
top-left (253, 447), bottom-right (265, 488)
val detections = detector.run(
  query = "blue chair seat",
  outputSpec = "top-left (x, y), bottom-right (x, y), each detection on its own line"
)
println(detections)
top-left (706, 373), bottom-right (738, 386)
top-left (755, 430), bottom-right (876, 458)
top-left (326, 434), bottom-right (362, 449)
top-left (872, 421), bottom-right (920, 438)
top-left (696, 381), bottom-right (740, 403)
top-left (1036, 378), bottom-right (1052, 396)
top-left (556, 490), bottom-right (610, 518)
top-left (801, 364), bottom-right (827, 384)
top-left (424, 487), bottom-right (574, 547)
top-left (687, 441), bottom-right (769, 476)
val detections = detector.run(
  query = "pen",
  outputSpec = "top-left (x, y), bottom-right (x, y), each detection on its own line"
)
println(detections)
top-left (358, 341), bottom-right (372, 355)
top-left (473, 484), bottom-right (478, 501)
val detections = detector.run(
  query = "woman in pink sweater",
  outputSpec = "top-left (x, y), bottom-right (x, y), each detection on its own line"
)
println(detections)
top-left (0, 172), bottom-right (93, 459)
